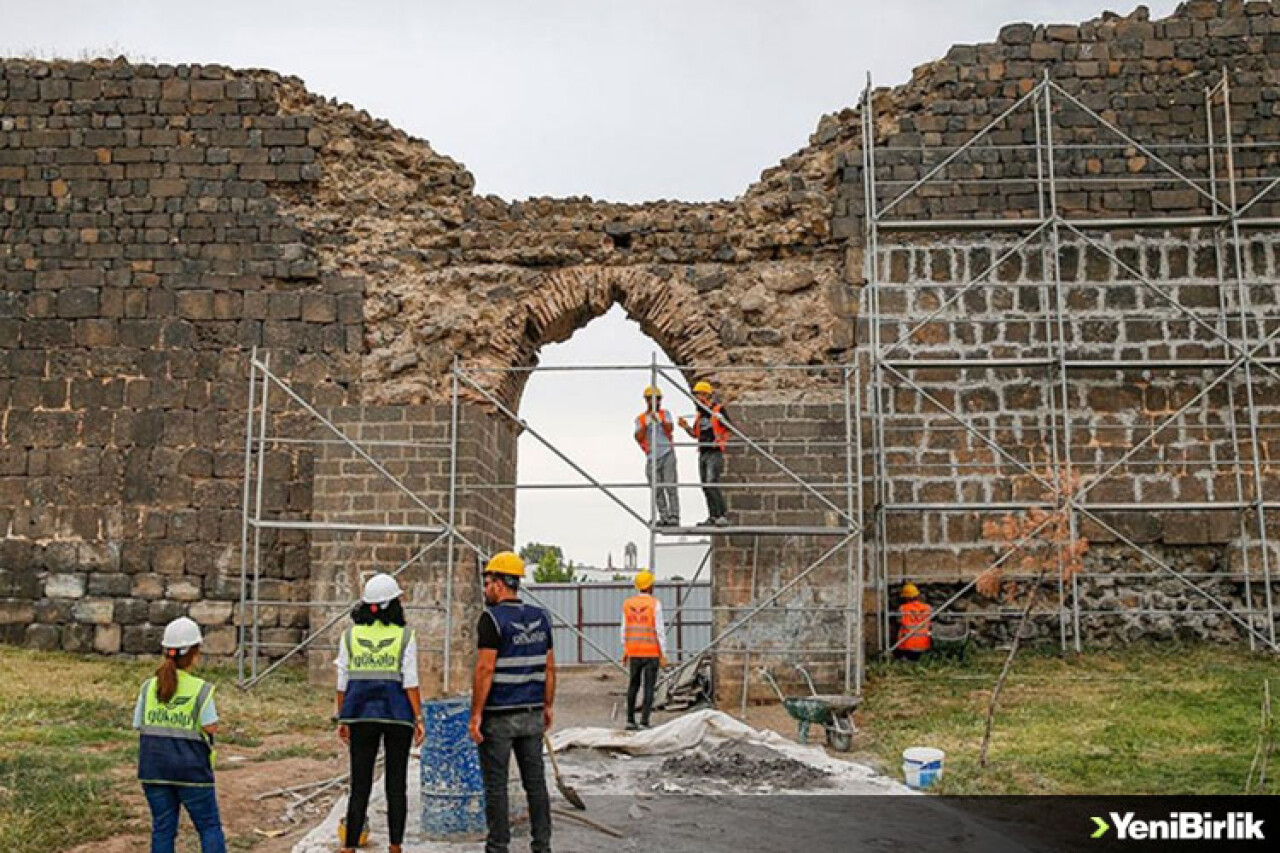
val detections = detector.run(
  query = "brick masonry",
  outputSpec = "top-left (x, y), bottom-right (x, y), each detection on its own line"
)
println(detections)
top-left (304, 404), bottom-right (515, 694)
top-left (709, 401), bottom-right (858, 701)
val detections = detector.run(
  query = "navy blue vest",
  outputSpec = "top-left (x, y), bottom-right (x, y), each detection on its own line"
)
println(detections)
top-left (137, 675), bottom-right (216, 787)
top-left (338, 624), bottom-right (416, 727)
top-left (485, 601), bottom-right (551, 711)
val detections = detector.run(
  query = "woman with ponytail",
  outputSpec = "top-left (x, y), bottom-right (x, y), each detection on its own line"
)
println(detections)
top-left (335, 573), bottom-right (423, 853)
top-left (133, 616), bottom-right (225, 853)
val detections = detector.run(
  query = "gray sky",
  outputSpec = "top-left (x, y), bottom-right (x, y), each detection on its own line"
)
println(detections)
top-left (2, 0), bottom-right (1180, 573)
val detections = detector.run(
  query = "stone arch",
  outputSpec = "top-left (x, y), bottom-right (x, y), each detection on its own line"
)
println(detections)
top-left (487, 266), bottom-right (727, 410)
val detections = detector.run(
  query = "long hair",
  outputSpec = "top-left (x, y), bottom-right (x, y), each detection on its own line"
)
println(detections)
top-left (351, 598), bottom-right (406, 626)
top-left (156, 645), bottom-right (200, 704)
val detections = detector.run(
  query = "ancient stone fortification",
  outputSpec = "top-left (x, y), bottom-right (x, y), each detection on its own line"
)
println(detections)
top-left (2, 1), bottom-right (1279, 692)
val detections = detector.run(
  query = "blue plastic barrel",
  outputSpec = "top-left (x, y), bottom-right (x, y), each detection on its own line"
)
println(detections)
top-left (420, 698), bottom-right (486, 839)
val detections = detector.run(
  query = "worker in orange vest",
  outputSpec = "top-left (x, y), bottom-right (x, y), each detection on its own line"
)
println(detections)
top-left (678, 380), bottom-right (731, 527)
top-left (620, 570), bottom-right (667, 730)
top-left (895, 583), bottom-right (932, 662)
top-left (634, 386), bottom-right (680, 527)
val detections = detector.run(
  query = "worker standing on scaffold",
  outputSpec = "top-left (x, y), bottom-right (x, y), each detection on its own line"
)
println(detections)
top-left (679, 379), bottom-right (731, 526)
top-left (635, 385), bottom-right (680, 527)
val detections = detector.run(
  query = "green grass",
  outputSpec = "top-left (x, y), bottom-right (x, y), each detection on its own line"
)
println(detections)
top-left (854, 643), bottom-right (1280, 794)
top-left (0, 646), bottom-right (332, 853)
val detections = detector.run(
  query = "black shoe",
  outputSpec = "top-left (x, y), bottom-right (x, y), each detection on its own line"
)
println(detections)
top-left (626, 721), bottom-right (639, 731)
top-left (696, 518), bottom-right (715, 527)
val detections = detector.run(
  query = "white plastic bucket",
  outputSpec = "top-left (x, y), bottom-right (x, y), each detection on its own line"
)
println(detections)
top-left (902, 747), bottom-right (945, 789)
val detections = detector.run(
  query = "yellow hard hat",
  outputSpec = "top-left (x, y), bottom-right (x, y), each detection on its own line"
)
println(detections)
top-left (693, 381), bottom-right (714, 395)
top-left (485, 551), bottom-right (526, 578)
top-left (901, 582), bottom-right (920, 599)
top-left (634, 570), bottom-right (655, 591)
top-left (643, 385), bottom-right (662, 398)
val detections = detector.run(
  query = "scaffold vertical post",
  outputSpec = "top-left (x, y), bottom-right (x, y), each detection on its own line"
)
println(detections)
top-left (1222, 69), bottom-right (1277, 645)
top-left (1207, 76), bottom-right (1257, 651)
top-left (250, 351), bottom-right (271, 680)
top-left (648, 353), bottom-right (659, 573)
top-left (237, 347), bottom-right (258, 685)
top-left (843, 362), bottom-right (857, 694)
top-left (1042, 71), bottom-right (1085, 654)
top-left (444, 358), bottom-right (460, 692)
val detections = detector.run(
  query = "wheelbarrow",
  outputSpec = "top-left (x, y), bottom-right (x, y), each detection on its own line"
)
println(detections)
top-left (759, 666), bottom-right (860, 752)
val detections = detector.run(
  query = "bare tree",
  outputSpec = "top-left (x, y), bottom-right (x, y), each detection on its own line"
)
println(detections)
top-left (977, 466), bottom-right (1089, 768)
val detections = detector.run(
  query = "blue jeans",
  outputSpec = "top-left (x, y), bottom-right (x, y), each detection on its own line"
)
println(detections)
top-left (142, 783), bottom-right (226, 853)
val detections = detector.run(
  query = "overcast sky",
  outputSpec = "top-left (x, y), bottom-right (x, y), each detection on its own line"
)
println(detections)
top-left (2, 0), bottom-right (1180, 574)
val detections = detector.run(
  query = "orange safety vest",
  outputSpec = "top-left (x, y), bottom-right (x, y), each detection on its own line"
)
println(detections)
top-left (635, 409), bottom-right (674, 455)
top-left (622, 594), bottom-right (661, 658)
top-left (897, 599), bottom-right (932, 652)
top-left (692, 404), bottom-right (730, 452)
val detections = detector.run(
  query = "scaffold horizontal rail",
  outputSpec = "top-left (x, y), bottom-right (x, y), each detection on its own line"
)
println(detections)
top-left (654, 525), bottom-right (856, 537)
top-left (243, 599), bottom-right (448, 610)
top-left (247, 519), bottom-right (447, 535)
top-left (881, 358), bottom-right (1280, 370)
top-left (873, 214), bottom-right (1232, 231)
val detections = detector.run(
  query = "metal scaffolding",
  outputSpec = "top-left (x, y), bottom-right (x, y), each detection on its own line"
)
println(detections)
top-left (452, 359), bottom-right (867, 694)
top-left (236, 67), bottom-right (1280, 704)
top-left (860, 68), bottom-right (1280, 656)
top-left (238, 354), bottom-right (868, 695)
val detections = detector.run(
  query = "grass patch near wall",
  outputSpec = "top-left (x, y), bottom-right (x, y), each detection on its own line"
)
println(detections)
top-left (855, 643), bottom-right (1278, 794)
top-left (0, 646), bottom-right (331, 853)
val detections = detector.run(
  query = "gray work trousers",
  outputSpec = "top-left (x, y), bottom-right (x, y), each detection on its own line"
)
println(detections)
top-left (645, 452), bottom-right (679, 524)
top-left (699, 450), bottom-right (727, 520)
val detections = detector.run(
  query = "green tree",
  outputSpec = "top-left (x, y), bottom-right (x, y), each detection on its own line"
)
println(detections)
top-left (521, 543), bottom-right (577, 583)
top-left (520, 542), bottom-right (564, 567)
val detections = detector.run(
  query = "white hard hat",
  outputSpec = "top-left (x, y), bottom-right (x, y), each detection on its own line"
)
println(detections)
top-left (362, 573), bottom-right (403, 605)
top-left (161, 617), bottom-right (203, 651)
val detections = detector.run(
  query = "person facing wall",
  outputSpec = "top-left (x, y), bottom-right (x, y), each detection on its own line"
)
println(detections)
top-left (334, 573), bottom-right (424, 853)
top-left (134, 616), bottom-right (226, 853)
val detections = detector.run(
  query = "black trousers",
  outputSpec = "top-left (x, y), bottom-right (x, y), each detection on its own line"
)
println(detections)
top-left (627, 656), bottom-right (660, 725)
top-left (345, 721), bottom-right (412, 847)
top-left (478, 709), bottom-right (551, 853)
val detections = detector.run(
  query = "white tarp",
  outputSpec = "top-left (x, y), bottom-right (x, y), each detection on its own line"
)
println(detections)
top-left (550, 709), bottom-right (907, 795)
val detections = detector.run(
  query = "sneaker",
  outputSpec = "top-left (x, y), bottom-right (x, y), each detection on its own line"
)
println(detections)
top-left (639, 721), bottom-right (651, 730)
top-left (625, 721), bottom-right (639, 731)
top-left (714, 516), bottom-right (730, 527)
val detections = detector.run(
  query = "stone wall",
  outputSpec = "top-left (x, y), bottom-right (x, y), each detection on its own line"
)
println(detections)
top-left (832, 1), bottom-right (1280, 651)
top-left (710, 400), bottom-right (859, 701)
top-left (305, 404), bottom-right (515, 694)
top-left (0, 60), bottom-right (360, 654)
top-left (4, 1), bottom-right (1280, 674)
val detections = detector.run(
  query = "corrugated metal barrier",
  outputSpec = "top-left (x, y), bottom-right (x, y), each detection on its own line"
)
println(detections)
top-left (529, 582), bottom-right (711, 665)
